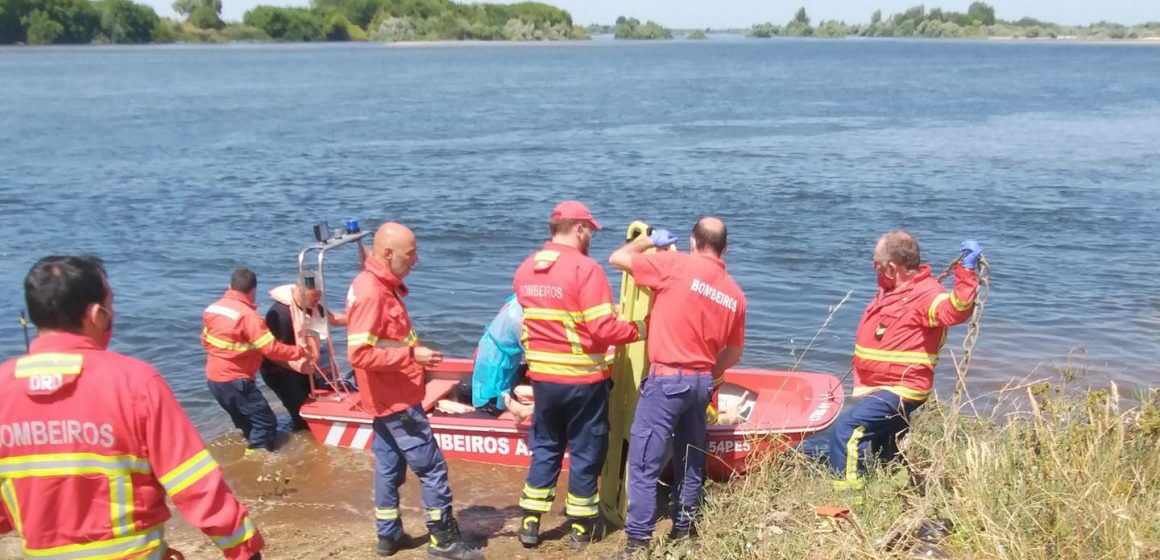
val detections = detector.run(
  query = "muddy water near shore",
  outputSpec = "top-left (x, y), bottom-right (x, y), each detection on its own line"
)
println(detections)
top-left (165, 432), bottom-right (651, 559)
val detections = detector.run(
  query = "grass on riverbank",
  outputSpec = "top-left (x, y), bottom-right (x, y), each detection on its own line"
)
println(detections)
top-left (688, 369), bottom-right (1160, 560)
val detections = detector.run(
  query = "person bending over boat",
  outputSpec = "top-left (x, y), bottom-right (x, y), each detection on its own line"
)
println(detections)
top-left (203, 268), bottom-right (312, 454)
top-left (347, 222), bottom-right (483, 560)
top-left (513, 201), bottom-right (645, 549)
top-left (466, 293), bottom-right (533, 419)
top-left (260, 272), bottom-right (354, 431)
top-left (608, 217), bottom-right (748, 556)
top-left (800, 231), bottom-right (981, 502)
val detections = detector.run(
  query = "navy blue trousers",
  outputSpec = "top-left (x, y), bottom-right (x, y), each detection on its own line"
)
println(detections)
top-left (207, 379), bottom-right (278, 450)
top-left (372, 405), bottom-right (454, 540)
top-left (800, 390), bottom-right (923, 492)
top-left (625, 371), bottom-right (714, 541)
top-left (520, 379), bottom-right (610, 519)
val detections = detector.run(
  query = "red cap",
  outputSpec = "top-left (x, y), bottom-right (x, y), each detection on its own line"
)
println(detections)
top-left (550, 200), bottom-right (602, 230)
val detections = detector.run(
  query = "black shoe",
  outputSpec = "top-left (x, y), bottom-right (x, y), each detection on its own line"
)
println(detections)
top-left (517, 514), bottom-right (540, 548)
top-left (668, 525), bottom-right (698, 541)
top-left (602, 538), bottom-right (650, 559)
top-left (569, 517), bottom-right (602, 550)
top-left (427, 517), bottom-right (484, 560)
top-left (377, 536), bottom-right (401, 557)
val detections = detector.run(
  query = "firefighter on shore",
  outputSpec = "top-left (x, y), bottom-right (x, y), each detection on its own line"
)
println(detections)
top-left (203, 268), bottom-right (311, 453)
top-left (607, 217), bottom-right (747, 555)
top-left (801, 231), bottom-right (982, 499)
top-left (513, 201), bottom-right (645, 549)
top-left (346, 222), bottom-right (482, 559)
top-left (0, 256), bottom-right (263, 559)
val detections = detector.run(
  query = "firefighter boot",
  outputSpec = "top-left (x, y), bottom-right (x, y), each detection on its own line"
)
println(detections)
top-left (517, 513), bottom-right (540, 548)
top-left (569, 516), bottom-right (602, 550)
top-left (427, 515), bottom-right (483, 560)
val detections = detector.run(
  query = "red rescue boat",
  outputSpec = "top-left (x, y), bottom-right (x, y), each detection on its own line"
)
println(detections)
top-left (300, 358), bottom-right (843, 480)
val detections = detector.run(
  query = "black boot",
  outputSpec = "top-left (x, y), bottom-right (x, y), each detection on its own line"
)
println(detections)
top-left (517, 514), bottom-right (541, 548)
top-left (376, 535), bottom-right (401, 557)
top-left (427, 516), bottom-right (483, 560)
top-left (668, 524), bottom-right (698, 541)
top-left (601, 538), bottom-right (649, 560)
top-left (569, 517), bottom-right (602, 550)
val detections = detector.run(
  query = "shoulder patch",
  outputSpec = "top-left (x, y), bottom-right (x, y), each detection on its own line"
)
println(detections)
top-left (534, 250), bottom-right (560, 272)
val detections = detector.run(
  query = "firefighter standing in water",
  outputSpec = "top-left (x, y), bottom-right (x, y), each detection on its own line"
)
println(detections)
top-left (0, 256), bottom-right (263, 559)
top-left (513, 201), bottom-right (645, 549)
top-left (346, 222), bottom-right (482, 559)
top-left (801, 231), bottom-right (982, 499)
top-left (607, 217), bottom-right (747, 555)
top-left (203, 268), bottom-right (311, 453)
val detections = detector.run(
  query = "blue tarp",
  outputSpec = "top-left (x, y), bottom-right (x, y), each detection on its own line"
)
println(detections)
top-left (471, 294), bottom-right (524, 410)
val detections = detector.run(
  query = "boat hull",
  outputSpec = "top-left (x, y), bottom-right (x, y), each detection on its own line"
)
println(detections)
top-left (301, 358), bottom-right (843, 481)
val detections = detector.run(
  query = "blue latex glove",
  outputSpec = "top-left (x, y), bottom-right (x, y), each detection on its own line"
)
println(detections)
top-left (960, 240), bottom-right (982, 270)
top-left (648, 228), bottom-right (678, 249)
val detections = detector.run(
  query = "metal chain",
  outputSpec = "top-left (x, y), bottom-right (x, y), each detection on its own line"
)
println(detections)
top-left (938, 256), bottom-right (990, 406)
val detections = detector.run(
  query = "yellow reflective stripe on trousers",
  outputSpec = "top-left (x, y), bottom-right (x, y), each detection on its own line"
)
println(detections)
top-left (202, 329), bottom-right (258, 352)
top-left (565, 493), bottom-right (599, 517)
top-left (853, 344), bottom-right (939, 366)
top-left (24, 525), bottom-right (163, 560)
top-left (843, 425), bottom-right (865, 483)
top-left (375, 507), bottom-right (399, 520)
top-left (519, 497), bottom-right (553, 512)
top-left (519, 485), bottom-right (555, 512)
top-left (110, 474), bottom-right (135, 538)
top-left (949, 291), bottom-right (974, 312)
top-left (159, 449), bottom-right (218, 496)
top-left (852, 385), bottom-right (931, 402)
top-left (0, 453), bottom-right (150, 479)
top-left (1, 479), bottom-right (22, 534)
top-left (212, 516), bottom-right (257, 551)
top-left (14, 353), bottom-right (84, 378)
top-left (427, 508), bottom-right (444, 522)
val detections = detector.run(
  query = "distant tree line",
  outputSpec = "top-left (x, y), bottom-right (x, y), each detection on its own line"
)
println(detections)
top-left (747, 3), bottom-right (1160, 40)
top-left (0, 0), bottom-right (589, 43)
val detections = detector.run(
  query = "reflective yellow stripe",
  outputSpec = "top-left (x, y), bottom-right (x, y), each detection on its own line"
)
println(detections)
top-left (844, 426), bottom-right (865, 482)
top-left (0, 453), bottom-right (150, 478)
top-left (110, 474), bottom-right (134, 538)
top-left (579, 303), bottom-right (614, 322)
top-left (563, 322), bottom-right (584, 354)
top-left (852, 385), bottom-right (931, 402)
top-left (348, 330), bottom-right (418, 349)
top-left (212, 516), bottom-right (256, 551)
top-left (375, 507), bottom-right (399, 520)
top-left (522, 485), bottom-right (553, 499)
top-left (832, 478), bottom-right (865, 492)
top-left (534, 250), bottom-right (560, 262)
top-left (1, 479), bottom-right (22, 534)
top-left (252, 331), bottom-right (275, 349)
top-left (525, 350), bottom-right (610, 366)
top-left (853, 345), bottom-right (939, 366)
top-left (526, 361), bottom-right (611, 377)
top-left (24, 525), bottom-right (163, 560)
top-left (427, 508), bottom-right (443, 521)
top-left (519, 498), bottom-right (553, 513)
top-left (928, 294), bottom-right (949, 327)
top-left (202, 329), bottom-right (258, 352)
top-left (14, 353), bottom-right (84, 378)
top-left (949, 291), bottom-right (974, 312)
top-left (565, 503), bottom-right (599, 517)
top-left (566, 492), bottom-right (597, 506)
top-left (159, 449), bottom-right (218, 496)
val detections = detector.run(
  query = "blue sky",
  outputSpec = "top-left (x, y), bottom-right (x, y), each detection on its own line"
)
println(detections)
top-left (148, 0), bottom-right (1157, 28)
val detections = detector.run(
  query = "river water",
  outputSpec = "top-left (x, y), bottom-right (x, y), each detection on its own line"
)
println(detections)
top-left (2, 39), bottom-right (1159, 440)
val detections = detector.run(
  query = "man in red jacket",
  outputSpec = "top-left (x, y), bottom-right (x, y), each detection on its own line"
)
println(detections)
top-left (801, 231), bottom-right (982, 500)
top-left (608, 217), bottom-right (747, 555)
top-left (203, 268), bottom-right (309, 453)
top-left (513, 201), bottom-right (644, 549)
top-left (0, 256), bottom-right (262, 559)
top-left (347, 222), bottom-right (482, 560)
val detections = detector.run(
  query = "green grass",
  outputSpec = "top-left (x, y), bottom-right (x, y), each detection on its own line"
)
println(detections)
top-left (689, 376), bottom-right (1160, 559)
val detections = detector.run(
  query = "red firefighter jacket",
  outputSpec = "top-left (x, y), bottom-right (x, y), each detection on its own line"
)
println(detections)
top-left (346, 257), bottom-right (423, 417)
top-left (853, 264), bottom-right (978, 402)
top-left (0, 332), bottom-right (263, 559)
top-left (513, 242), bottom-right (644, 385)
top-left (202, 289), bottom-right (303, 383)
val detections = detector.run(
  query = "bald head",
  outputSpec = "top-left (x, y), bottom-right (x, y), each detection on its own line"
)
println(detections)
top-left (875, 230), bottom-right (921, 271)
top-left (691, 216), bottom-right (727, 256)
top-left (373, 222), bottom-right (419, 279)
